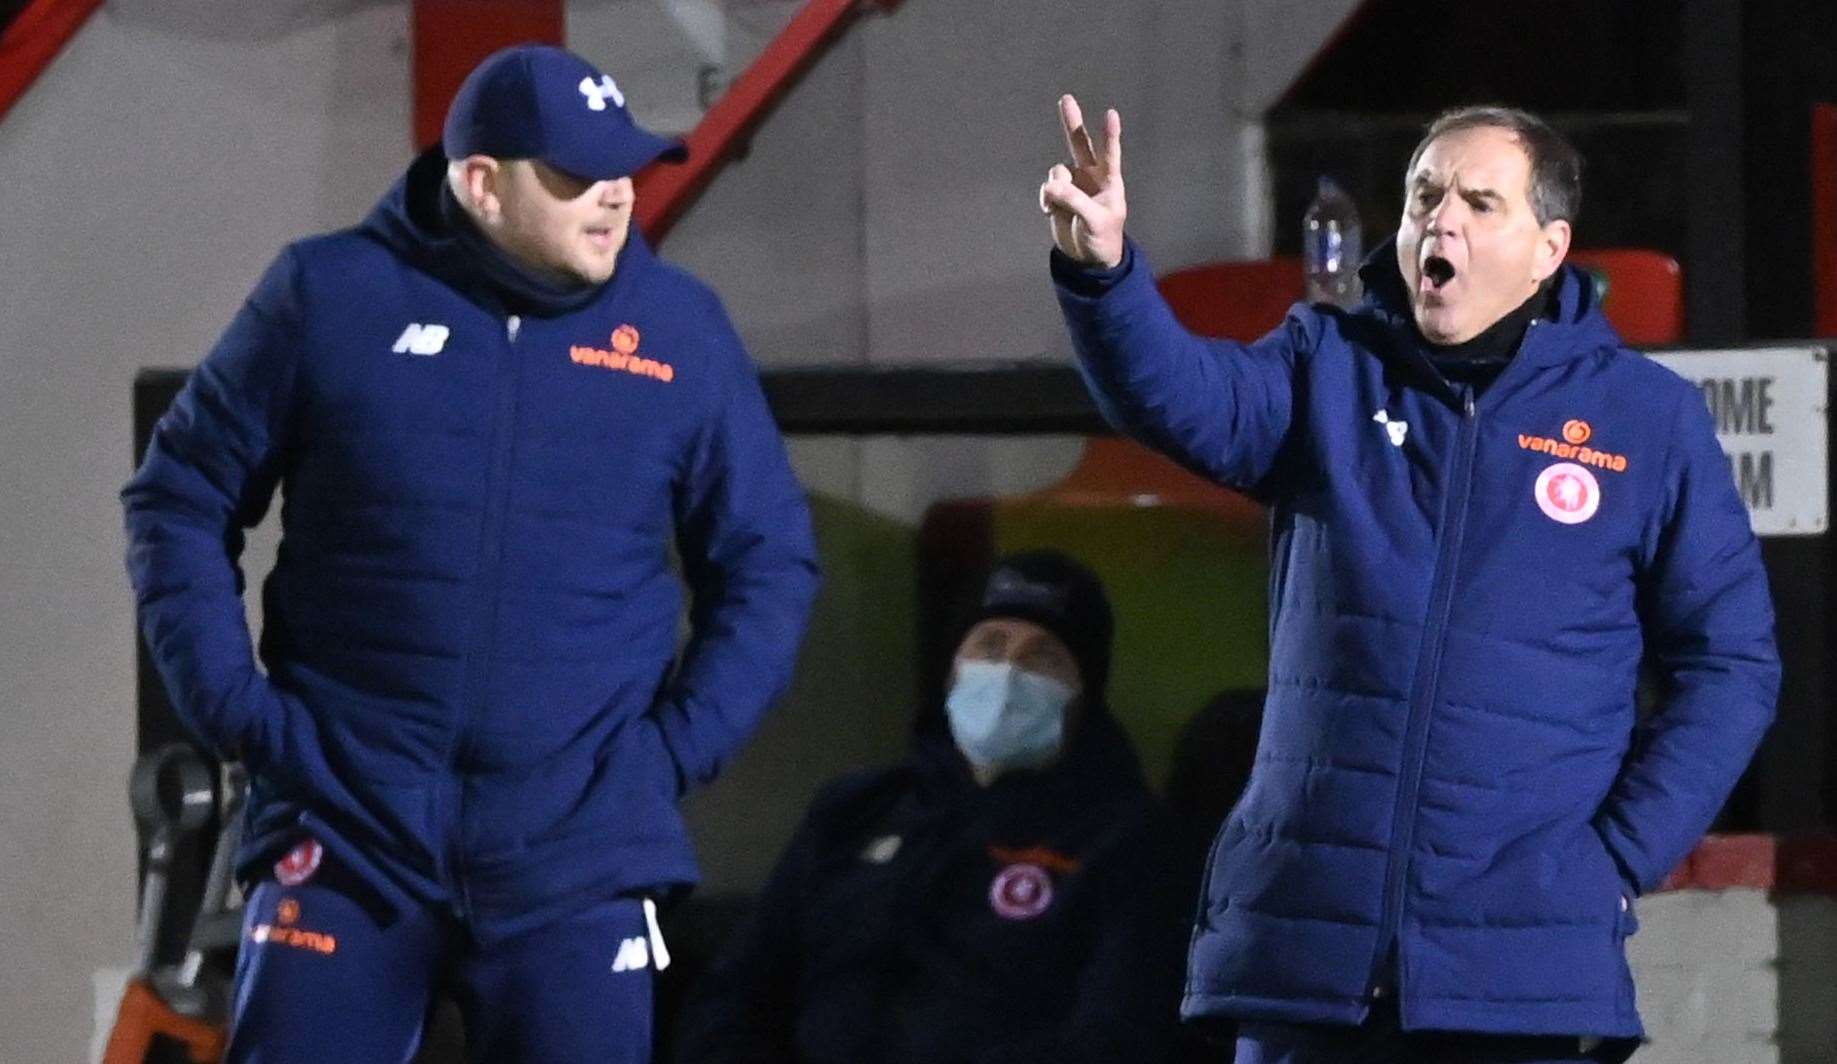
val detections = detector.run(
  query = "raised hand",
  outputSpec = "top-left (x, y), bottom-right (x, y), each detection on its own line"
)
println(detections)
top-left (1039, 95), bottom-right (1127, 269)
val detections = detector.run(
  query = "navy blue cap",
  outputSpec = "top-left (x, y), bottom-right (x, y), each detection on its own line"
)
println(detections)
top-left (443, 45), bottom-right (687, 181)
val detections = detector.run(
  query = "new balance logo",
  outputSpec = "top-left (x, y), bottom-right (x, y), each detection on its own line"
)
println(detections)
top-left (611, 936), bottom-right (650, 973)
top-left (579, 75), bottom-right (625, 112)
top-left (392, 323), bottom-right (449, 356)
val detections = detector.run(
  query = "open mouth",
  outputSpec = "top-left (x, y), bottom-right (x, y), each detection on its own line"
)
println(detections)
top-left (1421, 254), bottom-right (1456, 290)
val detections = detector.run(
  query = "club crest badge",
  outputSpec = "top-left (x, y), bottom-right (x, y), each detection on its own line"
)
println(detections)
top-left (274, 837), bottom-right (323, 887)
top-left (989, 862), bottom-right (1054, 920)
top-left (1534, 462), bottom-right (1601, 525)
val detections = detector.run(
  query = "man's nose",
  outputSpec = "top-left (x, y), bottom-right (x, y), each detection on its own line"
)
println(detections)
top-left (1426, 195), bottom-right (1466, 233)
top-left (600, 176), bottom-right (635, 206)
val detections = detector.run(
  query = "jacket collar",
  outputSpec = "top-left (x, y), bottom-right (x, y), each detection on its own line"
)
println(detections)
top-left (359, 145), bottom-right (654, 318)
top-left (1355, 235), bottom-right (1622, 401)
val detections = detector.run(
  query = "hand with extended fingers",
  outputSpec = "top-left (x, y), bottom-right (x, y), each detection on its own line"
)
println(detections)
top-left (1039, 95), bottom-right (1126, 269)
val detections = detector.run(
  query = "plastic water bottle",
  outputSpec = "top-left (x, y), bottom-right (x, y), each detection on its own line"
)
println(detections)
top-left (1303, 176), bottom-right (1363, 308)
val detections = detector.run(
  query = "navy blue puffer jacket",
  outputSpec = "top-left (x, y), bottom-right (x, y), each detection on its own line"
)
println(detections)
top-left (124, 149), bottom-right (820, 942)
top-left (1053, 239), bottom-right (1778, 1039)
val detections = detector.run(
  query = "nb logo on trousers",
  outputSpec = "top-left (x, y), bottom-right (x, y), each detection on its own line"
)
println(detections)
top-left (392, 323), bottom-right (449, 356)
top-left (611, 936), bottom-right (650, 973)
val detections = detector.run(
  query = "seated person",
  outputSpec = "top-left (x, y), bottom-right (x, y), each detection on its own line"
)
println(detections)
top-left (673, 550), bottom-right (1194, 1064)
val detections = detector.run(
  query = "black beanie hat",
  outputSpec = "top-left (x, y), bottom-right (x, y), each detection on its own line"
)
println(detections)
top-left (965, 550), bottom-right (1113, 696)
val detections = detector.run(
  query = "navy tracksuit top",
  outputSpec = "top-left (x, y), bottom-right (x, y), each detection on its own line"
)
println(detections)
top-left (1053, 239), bottom-right (1779, 1038)
top-left (124, 149), bottom-right (821, 942)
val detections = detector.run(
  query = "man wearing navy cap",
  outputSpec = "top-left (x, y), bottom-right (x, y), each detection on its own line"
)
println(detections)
top-left (123, 44), bottom-right (819, 1062)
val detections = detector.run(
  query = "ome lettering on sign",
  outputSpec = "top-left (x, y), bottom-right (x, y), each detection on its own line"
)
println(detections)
top-left (1698, 375), bottom-right (1774, 512)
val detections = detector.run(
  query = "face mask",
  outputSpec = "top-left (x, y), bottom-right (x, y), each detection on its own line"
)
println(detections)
top-left (944, 661), bottom-right (1075, 773)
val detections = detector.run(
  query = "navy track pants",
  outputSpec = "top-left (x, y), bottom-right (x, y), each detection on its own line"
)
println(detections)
top-left (224, 856), bottom-right (662, 1063)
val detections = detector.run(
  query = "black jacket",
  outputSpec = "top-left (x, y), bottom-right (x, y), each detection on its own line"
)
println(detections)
top-left (673, 704), bottom-right (1196, 1064)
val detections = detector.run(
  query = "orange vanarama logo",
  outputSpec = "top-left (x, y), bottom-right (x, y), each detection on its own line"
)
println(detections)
top-left (1519, 420), bottom-right (1628, 473)
top-left (251, 899), bottom-right (336, 955)
top-left (570, 324), bottom-right (674, 383)
top-left (988, 844), bottom-right (1082, 876)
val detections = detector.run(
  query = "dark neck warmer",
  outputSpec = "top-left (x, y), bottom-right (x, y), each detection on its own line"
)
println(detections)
top-left (1423, 281), bottom-right (1559, 394)
top-left (439, 181), bottom-right (604, 316)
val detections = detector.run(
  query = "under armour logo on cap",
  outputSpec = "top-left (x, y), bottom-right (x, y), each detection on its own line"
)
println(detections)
top-left (443, 45), bottom-right (686, 181)
top-left (578, 74), bottom-right (625, 111)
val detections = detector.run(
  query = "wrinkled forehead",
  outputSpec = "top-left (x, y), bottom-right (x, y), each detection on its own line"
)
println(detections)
top-left (1406, 126), bottom-right (1534, 202)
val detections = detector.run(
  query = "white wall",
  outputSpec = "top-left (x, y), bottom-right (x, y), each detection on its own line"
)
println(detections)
top-left (0, 0), bottom-right (1353, 1056)
top-left (1628, 890), bottom-right (1837, 1063)
top-left (0, 4), bottom-right (411, 1059)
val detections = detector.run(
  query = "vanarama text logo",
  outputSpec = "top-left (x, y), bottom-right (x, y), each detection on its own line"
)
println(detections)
top-left (571, 324), bottom-right (674, 383)
top-left (250, 921), bottom-right (337, 955)
top-left (1518, 419), bottom-right (1628, 473)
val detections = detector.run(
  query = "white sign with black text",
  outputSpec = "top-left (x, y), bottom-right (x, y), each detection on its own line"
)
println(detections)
top-left (1647, 347), bottom-right (1828, 536)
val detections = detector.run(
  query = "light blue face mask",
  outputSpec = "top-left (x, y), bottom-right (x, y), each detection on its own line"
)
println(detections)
top-left (944, 660), bottom-right (1075, 773)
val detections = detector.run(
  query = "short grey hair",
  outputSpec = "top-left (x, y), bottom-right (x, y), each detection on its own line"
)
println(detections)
top-left (1406, 105), bottom-right (1583, 227)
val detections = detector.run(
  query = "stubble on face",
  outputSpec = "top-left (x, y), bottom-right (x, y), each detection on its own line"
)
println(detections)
top-left (494, 160), bottom-right (634, 286)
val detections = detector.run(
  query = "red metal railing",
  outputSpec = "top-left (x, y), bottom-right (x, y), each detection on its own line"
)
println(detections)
top-left (0, 0), bottom-right (106, 125)
top-left (634, 0), bottom-right (900, 244)
top-left (407, 0), bottom-right (899, 248)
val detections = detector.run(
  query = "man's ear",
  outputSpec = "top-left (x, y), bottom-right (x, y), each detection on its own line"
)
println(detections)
top-left (458, 155), bottom-right (504, 224)
top-left (1532, 218), bottom-right (1572, 284)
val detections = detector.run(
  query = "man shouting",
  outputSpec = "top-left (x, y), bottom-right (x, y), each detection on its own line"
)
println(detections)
top-left (1041, 98), bottom-right (1777, 1063)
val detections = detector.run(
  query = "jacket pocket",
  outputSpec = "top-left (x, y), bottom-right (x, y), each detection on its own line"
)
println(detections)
top-left (1586, 825), bottom-right (1639, 940)
top-left (515, 715), bottom-right (683, 855)
top-left (629, 713), bottom-right (684, 800)
top-left (250, 688), bottom-right (433, 856)
top-left (1197, 815), bottom-right (1248, 924)
top-left (241, 684), bottom-right (321, 796)
top-left (1615, 891), bottom-right (1640, 940)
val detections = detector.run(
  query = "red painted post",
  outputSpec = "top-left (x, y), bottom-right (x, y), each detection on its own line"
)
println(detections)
top-left (1813, 103), bottom-right (1837, 337)
top-left (0, 0), bottom-right (108, 125)
top-left (411, 0), bottom-right (565, 151)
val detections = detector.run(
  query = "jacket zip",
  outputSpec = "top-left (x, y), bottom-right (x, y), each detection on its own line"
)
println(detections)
top-left (1367, 383), bottom-right (1480, 1010)
top-left (442, 311), bottom-right (523, 918)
